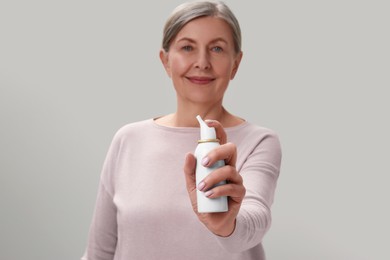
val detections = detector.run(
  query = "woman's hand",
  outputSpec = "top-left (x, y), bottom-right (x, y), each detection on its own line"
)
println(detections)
top-left (183, 120), bottom-right (246, 237)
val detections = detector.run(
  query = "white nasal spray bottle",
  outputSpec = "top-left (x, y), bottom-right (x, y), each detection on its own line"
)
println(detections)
top-left (195, 115), bottom-right (228, 213)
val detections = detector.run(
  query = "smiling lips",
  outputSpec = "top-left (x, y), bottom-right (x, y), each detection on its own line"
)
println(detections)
top-left (187, 76), bottom-right (215, 85)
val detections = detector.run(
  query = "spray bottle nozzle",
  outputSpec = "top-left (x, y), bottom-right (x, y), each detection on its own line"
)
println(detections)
top-left (196, 115), bottom-right (217, 140)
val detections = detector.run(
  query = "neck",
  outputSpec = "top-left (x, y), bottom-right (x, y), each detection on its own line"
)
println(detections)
top-left (155, 98), bottom-right (244, 128)
top-left (174, 100), bottom-right (227, 127)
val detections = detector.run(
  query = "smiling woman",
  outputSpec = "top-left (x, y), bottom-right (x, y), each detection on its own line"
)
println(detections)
top-left (81, 1), bottom-right (282, 260)
top-left (159, 16), bottom-right (242, 108)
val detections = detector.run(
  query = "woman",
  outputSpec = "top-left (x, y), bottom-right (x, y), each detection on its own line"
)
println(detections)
top-left (81, 1), bottom-right (281, 259)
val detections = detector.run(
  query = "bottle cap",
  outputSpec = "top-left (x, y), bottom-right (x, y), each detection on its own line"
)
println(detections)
top-left (196, 115), bottom-right (219, 142)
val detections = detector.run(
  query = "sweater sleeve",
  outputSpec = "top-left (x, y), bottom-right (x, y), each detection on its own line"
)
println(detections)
top-left (81, 133), bottom-right (121, 260)
top-left (215, 130), bottom-right (282, 252)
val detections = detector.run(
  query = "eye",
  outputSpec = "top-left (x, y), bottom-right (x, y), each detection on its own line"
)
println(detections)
top-left (211, 46), bottom-right (223, 53)
top-left (182, 45), bottom-right (193, 52)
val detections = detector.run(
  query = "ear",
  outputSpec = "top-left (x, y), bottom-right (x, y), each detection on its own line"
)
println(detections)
top-left (159, 49), bottom-right (172, 78)
top-left (230, 51), bottom-right (243, 80)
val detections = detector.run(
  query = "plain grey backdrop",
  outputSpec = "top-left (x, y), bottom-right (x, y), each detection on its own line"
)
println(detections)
top-left (1, 0), bottom-right (389, 259)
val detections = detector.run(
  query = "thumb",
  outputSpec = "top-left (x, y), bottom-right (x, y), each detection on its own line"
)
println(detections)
top-left (183, 152), bottom-right (197, 192)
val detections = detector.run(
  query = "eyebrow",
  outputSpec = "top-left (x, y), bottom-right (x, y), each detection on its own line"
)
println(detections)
top-left (176, 37), bottom-right (229, 45)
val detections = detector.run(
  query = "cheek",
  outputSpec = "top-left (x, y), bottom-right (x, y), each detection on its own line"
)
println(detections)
top-left (169, 55), bottom-right (191, 76)
top-left (214, 59), bottom-right (235, 77)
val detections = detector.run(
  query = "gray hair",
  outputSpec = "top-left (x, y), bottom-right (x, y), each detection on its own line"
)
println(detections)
top-left (162, 1), bottom-right (242, 53)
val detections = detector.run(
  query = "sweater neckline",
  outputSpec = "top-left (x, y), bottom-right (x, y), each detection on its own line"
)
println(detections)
top-left (149, 117), bottom-right (250, 134)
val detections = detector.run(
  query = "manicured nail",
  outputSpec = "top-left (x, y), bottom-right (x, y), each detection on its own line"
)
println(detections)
top-left (205, 190), bottom-right (213, 197)
top-left (198, 181), bottom-right (205, 191)
top-left (202, 157), bottom-right (209, 166)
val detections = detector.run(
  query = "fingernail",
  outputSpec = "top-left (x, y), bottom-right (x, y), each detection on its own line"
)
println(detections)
top-left (198, 181), bottom-right (205, 191)
top-left (205, 190), bottom-right (213, 197)
top-left (202, 157), bottom-right (209, 166)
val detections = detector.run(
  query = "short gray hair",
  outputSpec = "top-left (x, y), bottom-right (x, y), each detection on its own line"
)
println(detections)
top-left (162, 1), bottom-right (242, 53)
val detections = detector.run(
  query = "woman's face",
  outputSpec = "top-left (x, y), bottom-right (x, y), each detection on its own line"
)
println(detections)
top-left (160, 16), bottom-right (242, 106)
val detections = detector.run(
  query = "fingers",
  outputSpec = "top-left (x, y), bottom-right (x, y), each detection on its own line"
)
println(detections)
top-left (205, 120), bottom-right (227, 145)
top-left (198, 165), bottom-right (243, 193)
top-left (202, 142), bottom-right (237, 167)
top-left (198, 121), bottom-right (241, 200)
top-left (183, 153), bottom-right (197, 192)
top-left (204, 119), bottom-right (235, 166)
top-left (205, 183), bottom-right (246, 204)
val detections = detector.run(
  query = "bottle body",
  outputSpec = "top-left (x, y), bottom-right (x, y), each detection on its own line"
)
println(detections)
top-left (195, 141), bottom-right (228, 213)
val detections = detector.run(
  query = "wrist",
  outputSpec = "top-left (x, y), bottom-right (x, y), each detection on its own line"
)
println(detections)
top-left (213, 219), bottom-right (236, 237)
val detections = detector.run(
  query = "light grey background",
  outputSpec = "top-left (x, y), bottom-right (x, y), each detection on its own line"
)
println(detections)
top-left (1, 0), bottom-right (389, 259)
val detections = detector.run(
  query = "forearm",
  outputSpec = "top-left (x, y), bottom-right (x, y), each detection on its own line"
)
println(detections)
top-left (214, 199), bottom-right (271, 252)
top-left (214, 131), bottom-right (281, 252)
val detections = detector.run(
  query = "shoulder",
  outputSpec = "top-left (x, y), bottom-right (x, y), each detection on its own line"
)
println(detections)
top-left (109, 119), bottom-right (154, 146)
top-left (231, 121), bottom-right (281, 145)
top-left (247, 122), bottom-right (278, 136)
top-left (232, 122), bottom-right (282, 173)
top-left (114, 119), bottom-right (152, 138)
top-left (231, 122), bottom-right (282, 164)
top-left (247, 122), bottom-right (281, 151)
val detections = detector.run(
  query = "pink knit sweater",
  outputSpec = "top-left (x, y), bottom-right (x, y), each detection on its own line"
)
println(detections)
top-left (81, 118), bottom-right (281, 260)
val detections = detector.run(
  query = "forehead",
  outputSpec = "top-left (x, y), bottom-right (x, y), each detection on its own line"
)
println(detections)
top-left (175, 16), bottom-right (234, 43)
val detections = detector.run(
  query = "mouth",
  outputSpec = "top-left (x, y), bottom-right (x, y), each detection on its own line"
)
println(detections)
top-left (186, 76), bottom-right (215, 85)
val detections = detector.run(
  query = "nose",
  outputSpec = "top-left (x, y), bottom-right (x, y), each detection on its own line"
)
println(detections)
top-left (194, 50), bottom-right (211, 70)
